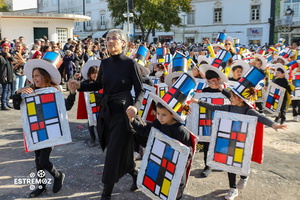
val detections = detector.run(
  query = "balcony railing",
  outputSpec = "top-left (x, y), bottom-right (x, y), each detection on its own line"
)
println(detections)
top-left (275, 17), bottom-right (300, 27)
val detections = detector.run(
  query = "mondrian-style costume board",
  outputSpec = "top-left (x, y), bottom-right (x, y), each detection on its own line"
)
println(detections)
top-left (21, 87), bottom-right (72, 151)
top-left (134, 73), bottom-right (198, 199)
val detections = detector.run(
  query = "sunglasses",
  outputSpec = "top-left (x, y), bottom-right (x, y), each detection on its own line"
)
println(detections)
top-left (225, 43), bottom-right (232, 45)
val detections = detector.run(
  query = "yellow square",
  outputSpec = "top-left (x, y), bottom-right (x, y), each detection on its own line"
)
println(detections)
top-left (161, 178), bottom-right (171, 196)
top-left (27, 102), bottom-right (36, 115)
top-left (200, 107), bottom-right (206, 113)
top-left (90, 93), bottom-right (96, 103)
top-left (234, 148), bottom-right (244, 163)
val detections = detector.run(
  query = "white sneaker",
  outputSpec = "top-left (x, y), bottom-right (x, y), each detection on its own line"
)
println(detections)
top-left (237, 177), bottom-right (248, 189)
top-left (293, 116), bottom-right (299, 122)
top-left (225, 188), bottom-right (238, 200)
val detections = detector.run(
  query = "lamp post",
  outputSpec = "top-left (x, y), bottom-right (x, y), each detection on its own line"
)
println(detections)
top-left (123, 0), bottom-right (134, 41)
top-left (182, 14), bottom-right (186, 44)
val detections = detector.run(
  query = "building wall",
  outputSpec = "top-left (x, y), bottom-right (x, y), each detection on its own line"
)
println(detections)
top-left (1, 17), bottom-right (74, 44)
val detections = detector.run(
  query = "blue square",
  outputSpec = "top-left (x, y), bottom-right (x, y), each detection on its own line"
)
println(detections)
top-left (267, 95), bottom-right (274, 104)
top-left (247, 68), bottom-right (265, 86)
top-left (294, 80), bottom-right (300, 87)
top-left (38, 129), bottom-right (48, 142)
top-left (42, 102), bottom-right (58, 119)
top-left (203, 126), bottom-right (211, 136)
top-left (215, 138), bottom-right (229, 154)
top-left (232, 121), bottom-right (241, 132)
top-left (275, 88), bottom-right (280, 95)
top-left (145, 160), bottom-right (160, 181)
top-left (164, 145), bottom-right (174, 160)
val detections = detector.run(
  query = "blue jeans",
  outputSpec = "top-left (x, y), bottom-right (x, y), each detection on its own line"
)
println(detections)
top-left (13, 75), bottom-right (26, 93)
top-left (1, 83), bottom-right (11, 108)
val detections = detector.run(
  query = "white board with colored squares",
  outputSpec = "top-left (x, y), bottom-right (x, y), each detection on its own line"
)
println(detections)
top-left (207, 110), bottom-right (257, 176)
top-left (21, 87), bottom-right (72, 152)
top-left (186, 93), bottom-right (230, 142)
top-left (137, 127), bottom-right (190, 200)
top-left (84, 91), bottom-right (101, 126)
top-left (139, 84), bottom-right (156, 120)
top-left (263, 81), bottom-right (286, 115)
top-left (292, 72), bottom-right (300, 100)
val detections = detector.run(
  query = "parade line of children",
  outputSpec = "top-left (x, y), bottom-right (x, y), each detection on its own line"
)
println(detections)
top-left (15, 30), bottom-right (295, 200)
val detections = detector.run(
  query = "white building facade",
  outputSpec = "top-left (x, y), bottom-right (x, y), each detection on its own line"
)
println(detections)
top-left (37, 0), bottom-right (271, 45)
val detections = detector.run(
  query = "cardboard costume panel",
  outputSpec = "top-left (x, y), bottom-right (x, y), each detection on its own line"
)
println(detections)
top-left (186, 93), bottom-right (230, 142)
top-left (263, 81), bottom-right (286, 114)
top-left (21, 87), bottom-right (72, 151)
top-left (154, 83), bottom-right (169, 98)
top-left (84, 91), bottom-right (100, 126)
top-left (139, 84), bottom-right (156, 120)
top-left (292, 72), bottom-right (300, 100)
top-left (207, 111), bottom-right (257, 176)
top-left (137, 127), bottom-right (190, 200)
top-left (194, 78), bottom-right (207, 93)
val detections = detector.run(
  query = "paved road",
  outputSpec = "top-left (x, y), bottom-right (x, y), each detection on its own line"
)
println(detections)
top-left (0, 91), bottom-right (299, 200)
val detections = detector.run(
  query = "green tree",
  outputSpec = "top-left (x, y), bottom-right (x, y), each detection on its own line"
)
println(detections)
top-left (107, 0), bottom-right (192, 42)
top-left (0, 0), bottom-right (9, 11)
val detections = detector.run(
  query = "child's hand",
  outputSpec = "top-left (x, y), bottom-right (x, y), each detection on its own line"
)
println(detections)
top-left (68, 80), bottom-right (77, 94)
top-left (272, 123), bottom-right (287, 132)
top-left (74, 73), bottom-right (81, 79)
top-left (190, 98), bottom-right (199, 104)
top-left (17, 87), bottom-right (33, 94)
top-left (126, 106), bottom-right (137, 122)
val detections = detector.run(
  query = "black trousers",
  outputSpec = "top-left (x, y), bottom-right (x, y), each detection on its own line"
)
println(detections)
top-left (228, 172), bottom-right (247, 188)
top-left (292, 100), bottom-right (300, 116)
top-left (203, 142), bottom-right (209, 166)
top-left (34, 147), bottom-right (53, 172)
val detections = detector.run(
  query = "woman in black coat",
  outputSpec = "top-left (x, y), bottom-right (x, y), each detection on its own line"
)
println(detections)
top-left (70, 29), bottom-right (144, 200)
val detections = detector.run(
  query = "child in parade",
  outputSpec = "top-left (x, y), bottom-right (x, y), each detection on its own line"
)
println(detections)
top-left (274, 65), bottom-right (292, 124)
top-left (12, 53), bottom-right (77, 198)
top-left (191, 87), bottom-right (286, 200)
top-left (128, 102), bottom-right (192, 200)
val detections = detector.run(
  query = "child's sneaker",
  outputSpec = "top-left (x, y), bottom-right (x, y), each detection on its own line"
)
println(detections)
top-left (225, 188), bottom-right (238, 200)
top-left (293, 116), bottom-right (299, 122)
top-left (237, 177), bottom-right (248, 189)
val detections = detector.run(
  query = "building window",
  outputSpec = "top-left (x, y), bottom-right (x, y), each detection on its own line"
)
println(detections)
top-left (75, 22), bottom-right (80, 27)
top-left (283, 0), bottom-right (299, 17)
top-left (187, 11), bottom-right (195, 24)
top-left (100, 14), bottom-right (105, 26)
top-left (57, 28), bottom-right (67, 44)
top-left (52, 0), bottom-right (57, 6)
top-left (251, 5), bottom-right (260, 20)
top-left (214, 8), bottom-right (222, 23)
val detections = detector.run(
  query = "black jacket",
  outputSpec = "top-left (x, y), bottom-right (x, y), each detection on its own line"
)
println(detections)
top-left (0, 53), bottom-right (14, 84)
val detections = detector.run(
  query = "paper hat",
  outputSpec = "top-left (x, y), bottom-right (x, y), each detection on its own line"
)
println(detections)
top-left (138, 63), bottom-right (151, 76)
top-left (230, 66), bottom-right (266, 105)
top-left (228, 60), bottom-right (250, 78)
top-left (81, 56), bottom-right (101, 80)
top-left (212, 43), bottom-right (225, 50)
top-left (226, 36), bottom-right (234, 44)
top-left (135, 45), bottom-right (150, 66)
top-left (165, 51), bottom-right (187, 87)
top-left (24, 52), bottom-right (62, 85)
top-left (273, 47), bottom-right (292, 65)
top-left (233, 38), bottom-right (240, 47)
top-left (156, 47), bottom-right (166, 63)
top-left (278, 38), bottom-right (285, 45)
top-left (252, 54), bottom-right (267, 70)
top-left (200, 49), bottom-right (231, 83)
top-left (150, 73), bottom-right (196, 123)
top-left (274, 63), bottom-right (289, 80)
top-left (215, 32), bottom-right (227, 46)
top-left (197, 55), bottom-right (211, 65)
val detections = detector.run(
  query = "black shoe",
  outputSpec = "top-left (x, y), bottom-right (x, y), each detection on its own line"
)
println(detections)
top-left (28, 187), bottom-right (46, 198)
top-left (1, 107), bottom-right (10, 110)
top-left (53, 172), bottom-right (65, 193)
top-left (274, 117), bottom-right (279, 123)
top-left (200, 166), bottom-right (212, 178)
top-left (88, 141), bottom-right (97, 147)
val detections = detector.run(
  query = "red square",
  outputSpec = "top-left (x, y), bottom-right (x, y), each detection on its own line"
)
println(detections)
top-left (295, 75), bottom-right (300, 80)
top-left (39, 122), bottom-right (45, 129)
top-left (162, 93), bottom-right (172, 103)
top-left (40, 93), bottom-right (55, 103)
top-left (143, 176), bottom-right (155, 192)
top-left (168, 87), bottom-right (176, 94)
top-left (266, 102), bottom-right (271, 109)
top-left (214, 153), bottom-right (227, 163)
top-left (92, 107), bottom-right (98, 113)
top-left (212, 98), bottom-right (224, 105)
top-left (142, 99), bottom-right (147, 105)
top-left (30, 123), bottom-right (39, 131)
top-left (167, 162), bottom-right (175, 173)
top-left (205, 120), bottom-right (212, 126)
top-left (274, 94), bottom-right (280, 99)
top-left (231, 132), bottom-right (237, 140)
top-left (239, 78), bottom-right (245, 83)
top-left (162, 159), bottom-right (167, 168)
top-left (237, 133), bottom-right (246, 142)
top-left (199, 119), bottom-right (206, 126)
